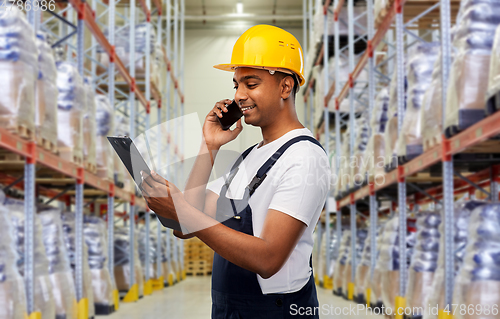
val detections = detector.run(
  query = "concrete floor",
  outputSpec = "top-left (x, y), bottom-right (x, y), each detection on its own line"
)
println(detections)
top-left (98, 276), bottom-right (382, 319)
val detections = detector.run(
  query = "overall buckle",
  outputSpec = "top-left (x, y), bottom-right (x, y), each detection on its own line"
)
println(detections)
top-left (248, 174), bottom-right (267, 195)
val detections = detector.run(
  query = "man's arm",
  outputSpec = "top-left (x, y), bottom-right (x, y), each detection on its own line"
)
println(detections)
top-left (181, 204), bottom-right (307, 279)
top-left (182, 141), bottom-right (220, 212)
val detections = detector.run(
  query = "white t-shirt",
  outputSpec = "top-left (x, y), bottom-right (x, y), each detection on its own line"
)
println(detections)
top-left (207, 128), bottom-right (331, 294)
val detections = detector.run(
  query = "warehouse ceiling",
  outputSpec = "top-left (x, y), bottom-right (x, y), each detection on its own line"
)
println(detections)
top-left (182, 0), bottom-right (305, 30)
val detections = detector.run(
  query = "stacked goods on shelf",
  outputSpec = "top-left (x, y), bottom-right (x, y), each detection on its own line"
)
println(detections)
top-left (423, 200), bottom-right (485, 319)
top-left (312, 226), bottom-right (325, 281)
top-left (315, 226), bottom-right (339, 284)
top-left (56, 62), bottom-right (85, 165)
top-left (453, 203), bottom-right (500, 319)
top-left (383, 67), bottom-right (406, 171)
top-left (421, 50), bottom-right (447, 150)
top-left (0, 8), bottom-right (37, 140)
top-left (406, 211), bottom-right (441, 319)
top-left (162, 230), bottom-right (175, 285)
top-left (351, 114), bottom-right (370, 186)
top-left (113, 226), bottom-right (144, 298)
top-left (355, 226), bottom-right (379, 304)
top-left (333, 230), bottom-right (351, 295)
top-left (486, 25), bottom-right (500, 113)
top-left (184, 237), bottom-right (213, 276)
top-left (378, 215), bottom-right (416, 311)
top-left (6, 198), bottom-right (56, 319)
top-left (311, 1), bottom-right (367, 47)
top-left (395, 42), bottom-right (439, 163)
top-left (444, 0), bottom-right (500, 136)
top-left (113, 115), bottom-right (128, 187)
top-left (83, 216), bottom-right (115, 314)
top-left (97, 24), bottom-right (159, 90)
top-left (315, 55), bottom-right (368, 117)
top-left (0, 194), bottom-right (27, 319)
top-left (61, 212), bottom-right (95, 318)
top-left (152, 44), bottom-right (166, 94)
top-left (342, 228), bottom-right (368, 299)
top-left (83, 78), bottom-right (97, 173)
top-left (95, 94), bottom-right (114, 181)
top-left (39, 207), bottom-right (78, 319)
top-left (35, 32), bottom-right (58, 153)
top-left (326, 227), bottom-right (340, 282)
top-left (138, 223), bottom-right (161, 280)
top-left (360, 88), bottom-right (389, 182)
top-left (369, 225), bottom-right (387, 309)
top-left (335, 129), bottom-right (351, 196)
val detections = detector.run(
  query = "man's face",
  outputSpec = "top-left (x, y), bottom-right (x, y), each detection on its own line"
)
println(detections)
top-left (232, 67), bottom-right (282, 127)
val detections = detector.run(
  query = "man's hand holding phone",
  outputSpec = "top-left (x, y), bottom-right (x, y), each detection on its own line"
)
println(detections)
top-left (203, 99), bottom-right (243, 150)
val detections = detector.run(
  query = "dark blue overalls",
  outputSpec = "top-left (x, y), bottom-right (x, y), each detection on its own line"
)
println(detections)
top-left (211, 136), bottom-right (324, 319)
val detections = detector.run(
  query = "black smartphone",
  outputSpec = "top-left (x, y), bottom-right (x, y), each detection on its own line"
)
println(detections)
top-left (217, 100), bottom-right (243, 130)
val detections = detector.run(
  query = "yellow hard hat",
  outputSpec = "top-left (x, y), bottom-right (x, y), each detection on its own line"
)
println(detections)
top-left (213, 24), bottom-right (305, 86)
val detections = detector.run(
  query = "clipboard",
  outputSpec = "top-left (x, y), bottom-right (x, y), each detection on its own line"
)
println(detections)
top-left (107, 136), bottom-right (182, 231)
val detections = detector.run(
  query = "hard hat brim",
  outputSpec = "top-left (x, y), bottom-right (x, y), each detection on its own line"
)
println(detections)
top-left (213, 63), bottom-right (305, 86)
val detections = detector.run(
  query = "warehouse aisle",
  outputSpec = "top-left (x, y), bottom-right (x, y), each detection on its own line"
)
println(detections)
top-left (97, 277), bottom-right (382, 319)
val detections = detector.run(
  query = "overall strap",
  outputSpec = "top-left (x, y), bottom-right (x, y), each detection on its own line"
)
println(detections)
top-left (223, 143), bottom-right (258, 187)
top-left (248, 135), bottom-right (325, 195)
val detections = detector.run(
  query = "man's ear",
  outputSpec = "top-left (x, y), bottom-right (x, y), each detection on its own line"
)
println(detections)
top-left (281, 76), bottom-right (294, 100)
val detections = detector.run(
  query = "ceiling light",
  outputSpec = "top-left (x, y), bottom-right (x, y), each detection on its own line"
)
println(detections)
top-left (236, 2), bottom-right (244, 14)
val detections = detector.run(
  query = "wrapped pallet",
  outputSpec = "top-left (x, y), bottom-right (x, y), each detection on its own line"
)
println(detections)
top-left (152, 44), bottom-right (165, 95)
top-left (6, 198), bottom-right (56, 319)
top-left (56, 62), bottom-right (85, 163)
top-left (336, 129), bottom-right (351, 195)
top-left (61, 212), bottom-right (95, 319)
top-left (114, 227), bottom-right (144, 297)
top-left (486, 24), bottom-right (500, 113)
top-left (0, 193), bottom-right (27, 319)
top-left (83, 78), bottom-right (97, 173)
top-left (378, 215), bottom-right (416, 311)
top-left (35, 32), bottom-right (58, 151)
top-left (83, 216), bottom-right (115, 314)
top-left (444, 0), bottom-right (500, 135)
top-left (39, 207), bottom-right (77, 319)
top-left (138, 223), bottom-right (160, 280)
top-left (163, 230), bottom-right (176, 285)
top-left (0, 8), bottom-right (37, 138)
top-left (452, 202), bottom-right (500, 319)
top-left (315, 55), bottom-right (368, 115)
top-left (95, 94), bottom-right (114, 180)
top-left (383, 68), bottom-right (406, 170)
top-left (421, 50), bottom-right (445, 150)
top-left (342, 229), bottom-right (368, 299)
top-left (406, 211), bottom-right (441, 319)
top-left (361, 88), bottom-right (389, 181)
top-left (355, 226), bottom-right (379, 304)
top-left (333, 230), bottom-right (351, 296)
top-left (311, 1), bottom-right (367, 46)
top-left (97, 24), bottom-right (156, 79)
top-left (351, 115), bottom-right (370, 186)
top-left (395, 42), bottom-right (439, 161)
top-left (369, 225), bottom-right (387, 309)
top-left (423, 200), bottom-right (486, 319)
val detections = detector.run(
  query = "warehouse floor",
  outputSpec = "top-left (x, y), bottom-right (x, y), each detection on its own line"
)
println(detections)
top-left (98, 277), bottom-right (382, 318)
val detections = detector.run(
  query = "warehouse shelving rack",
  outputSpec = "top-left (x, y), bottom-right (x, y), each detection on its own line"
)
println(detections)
top-left (2, 0), bottom-right (187, 317)
top-left (302, 0), bottom-right (500, 316)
